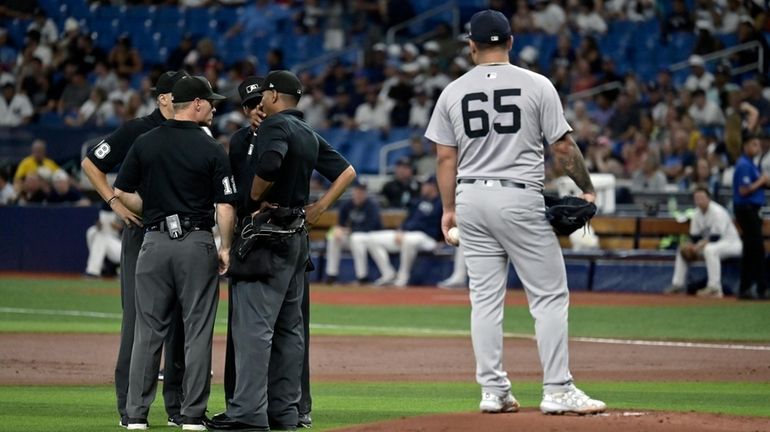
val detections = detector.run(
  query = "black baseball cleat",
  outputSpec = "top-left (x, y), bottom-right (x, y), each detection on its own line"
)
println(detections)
top-left (297, 413), bottom-right (312, 428)
top-left (203, 413), bottom-right (269, 431)
top-left (119, 416), bottom-right (128, 428)
top-left (167, 414), bottom-right (183, 427)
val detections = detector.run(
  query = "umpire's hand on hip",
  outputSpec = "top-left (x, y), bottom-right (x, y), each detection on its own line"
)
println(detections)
top-left (218, 247), bottom-right (230, 275)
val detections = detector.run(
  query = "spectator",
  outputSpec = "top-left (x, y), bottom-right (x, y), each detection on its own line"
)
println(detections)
top-left (84, 209), bottom-right (123, 277)
top-left (664, 187), bottom-right (742, 298)
top-left (13, 139), bottom-right (59, 193)
top-left (576, 35), bottom-right (603, 74)
top-left (18, 29), bottom-right (52, 67)
top-left (354, 89), bottom-right (391, 132)
top-left (381, 156), bottom-right (420, 208)
top-left (65, 87), bottom-right (113, 127)
top-left (46, 169), bottom-right (89, 205)
top-left (92, 60), bottom-right (119, 94)
top-left (604, 0), bottom-right (655, 21)
top-left (724, 90), bottom-right (759, 162)
top-left (327, 87), bottom-right (356, 129)
top-left (688, 88), bottom-right (725, 127)
top-left (107, 75), bottom-right (136, 105)
top-left (693, 20), bottom-right (724, 55)
top-left (72, 34), bottom-right (106, 75)
top-left (684, 55), bottom-right (714, 92)
top-left (662, 129), bottom-right (696, 182)
top-left (0, 82), bottom-right (33, 126)
top-left (422, 61), bottom-right (451, 101)
top-left (511, 0), bottom-right (534, 34)
top-left (0, 171), bottom-right (16, 205)
top-left (717, 0), bottom-right (744, 34)
top-left (408, 89), bottom-right (433, 129)
top-left (325, 182), bottom-right (382, 284)
top-left (734, 17), bottom-right (770, 76)
top-left (297, 85), bottom-right (332, 130)
top-left (57, 66), bottom-right (91, 116)
top-left (360, 176), bottom-right (442, 287)
top-left (532, 0), bottom-right (567, 35)
top-left (631, 148), bottom-right (668, 191)
top-left (608, 92), bottom-right (640, 141)
top-left (0, 28), bottom-right (17, 71)
top-left (407, 135), bottom-right (435, 177)
top-left (662, 0), bottom-right (694, 41)
top-left (166, 34), bottom-right (195, 71)
top-left (690, 157), bottom-right (721, 196)
top-left (707, 63), bottom-right (737, 110)
top-left (551, 33), bottom-right (575, 72)
top-left (573, 0), bottom-right (607, 35)
top-left (27, 8), bottom-right (58, 46)
top-left (108, 35), bottom-right (142, 76)
top-left (732, 135), bottom-right (769, 299)
top-left (743, 79), bottom-right (770, 129)
top-left (17, 172), bottom-right (47, 205)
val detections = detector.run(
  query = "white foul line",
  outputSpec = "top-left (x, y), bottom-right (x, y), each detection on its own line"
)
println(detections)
top-left (1, 307), bottom-right (768, 351)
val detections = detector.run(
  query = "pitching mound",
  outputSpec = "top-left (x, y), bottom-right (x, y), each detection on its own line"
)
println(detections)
top-left (332, 409), bottom-right (770, 432)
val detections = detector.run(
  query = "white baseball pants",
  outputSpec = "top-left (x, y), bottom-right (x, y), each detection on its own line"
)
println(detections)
top-left (671, 239), bottom-right (742, 290)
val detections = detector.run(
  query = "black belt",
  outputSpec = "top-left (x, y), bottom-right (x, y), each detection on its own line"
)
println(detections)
top-left (145, 221), bottom-right (212, 234)
top-left (457, 178), bottom-right (530, 189)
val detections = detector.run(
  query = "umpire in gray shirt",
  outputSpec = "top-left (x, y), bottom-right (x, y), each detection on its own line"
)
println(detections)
top-left (114, 76), bottom-right (236, 431)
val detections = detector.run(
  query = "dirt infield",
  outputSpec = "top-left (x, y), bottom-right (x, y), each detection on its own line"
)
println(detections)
top-left (1, 288), bottom-right (769, 431)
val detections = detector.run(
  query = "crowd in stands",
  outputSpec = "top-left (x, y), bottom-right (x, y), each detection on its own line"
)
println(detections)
top-left (1, 0), bottom-right (769, 213)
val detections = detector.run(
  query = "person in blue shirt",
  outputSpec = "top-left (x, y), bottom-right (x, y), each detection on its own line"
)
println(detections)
top-left (360, 176), bottom-right (443, 287)
top-left (732, 135), bottom-right (769, 299)
top-left (325, 181), bottom-right (383, 283)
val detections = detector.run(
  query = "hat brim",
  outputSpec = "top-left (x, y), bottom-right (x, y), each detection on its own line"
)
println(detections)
top-left (241, 93), bottom-right (262, 104)
top-left (208, 93), bottom-right (227, 101)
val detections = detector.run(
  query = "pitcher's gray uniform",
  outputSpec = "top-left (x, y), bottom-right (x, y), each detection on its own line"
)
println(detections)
top-left (426, 9), bottom-right (605, 415)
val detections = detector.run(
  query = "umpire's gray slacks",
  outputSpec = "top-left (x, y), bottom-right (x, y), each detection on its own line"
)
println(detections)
top-left (227, 234), bottom-right (308, 428)
top-left (456, 183), bottom-right (573, 396)
top-left (115, 226), bottom-right (184, 420)
top-left (126, 231), bottom-right (219, 421)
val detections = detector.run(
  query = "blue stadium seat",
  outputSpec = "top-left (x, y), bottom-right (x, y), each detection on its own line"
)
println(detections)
top-left (156, 6), bottom-right (182, 24)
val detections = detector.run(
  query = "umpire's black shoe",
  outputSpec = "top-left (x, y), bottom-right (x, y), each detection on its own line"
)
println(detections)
top-left (167, 414), bottom-right (183, 427)
top-left (297, 413), bottom-right (312, 428)
top-left (204, 413), bottom-right (268, 431)
top-left (119, 416), bottom-right (128, 428)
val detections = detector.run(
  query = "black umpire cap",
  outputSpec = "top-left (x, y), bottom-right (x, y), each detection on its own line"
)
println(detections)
top-left (238, 76), bottom-right (265, 105)
top-left (258, 70), bottom-right (303, 99)
top-left (468, 9), bottom-right (511, 44)
top-left (152, 70), bottom-right (190, 95)
top-left (171, 75), bottom-right (226, 103)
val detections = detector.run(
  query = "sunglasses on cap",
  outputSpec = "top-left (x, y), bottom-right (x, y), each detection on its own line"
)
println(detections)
top-left (243, 97), bottom-right (262, 110)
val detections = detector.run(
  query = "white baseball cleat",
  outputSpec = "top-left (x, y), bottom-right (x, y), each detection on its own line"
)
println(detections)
top-left (540, 385), bottom-right (606, 415)
top-left (126, 423), bottom-right (148, 430)
top-left (479, 391), bottom-right (520, 413)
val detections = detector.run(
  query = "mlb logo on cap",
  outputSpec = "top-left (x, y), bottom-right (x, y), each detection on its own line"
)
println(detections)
top-left (246, 84), bottom-right (259, 94)
top-left (468, 9), bottom-right (512, 44)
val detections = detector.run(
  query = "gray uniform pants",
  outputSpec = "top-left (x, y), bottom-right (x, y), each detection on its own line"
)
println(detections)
top-left (456, 183), bottom-right (573, 396)
top-left (126, 231), bottom-right (219, 421)
top-left (227, 233), bottom-right (308, 428)
top-left (115, 226), bottom-right (184, 420)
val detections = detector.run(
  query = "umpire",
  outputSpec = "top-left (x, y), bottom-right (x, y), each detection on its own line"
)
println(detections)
top-left (80, 69), bottom-right (188, 428)
top-left (224, 75), bottom-right (265, 405)
top-left (207, 70), bottom-right (355, 431)
top-left (114, 75), bottom-right (236, 430)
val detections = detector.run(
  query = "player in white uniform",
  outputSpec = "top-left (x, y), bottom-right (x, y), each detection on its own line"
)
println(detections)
top-left (666, 187), bottom-right (742, 298)
top-left (426, 9), bottom-right (606, 415)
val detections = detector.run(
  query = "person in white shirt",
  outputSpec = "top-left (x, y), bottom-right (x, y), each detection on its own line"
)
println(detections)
top-left (354, 90), bottom-right (391, 131)
top-left (0, 82), bottom-right (33, 126)
top-left (574, 1), bottom-right (607, 34)
top-left (684, 55), bottom-right (715, 92)
top-left (27, 9), bottom-right (58, 46)
top-left (688, 89), bottom-right (725, 126)
top-left (408, 89), bottom-right (433, 129)
top-left (0, 171), bottom-right (17, 205)
top-left (665, 187), bottom-right (742, 298)
top-left (532, 0), bottom-right (567, 35)
top-left (85, 209), bottom-right (123, 277)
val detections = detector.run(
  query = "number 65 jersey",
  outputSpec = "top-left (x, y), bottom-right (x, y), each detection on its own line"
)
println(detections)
top-left (425, 64), bottom-right (571, 190)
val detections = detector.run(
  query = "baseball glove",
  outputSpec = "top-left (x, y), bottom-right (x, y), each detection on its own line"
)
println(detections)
top-left (545, 196), bottom-right (597, 236)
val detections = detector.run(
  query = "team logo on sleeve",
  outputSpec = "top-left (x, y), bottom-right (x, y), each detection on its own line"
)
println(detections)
top-left (94, 140), bottom-right (111, 159)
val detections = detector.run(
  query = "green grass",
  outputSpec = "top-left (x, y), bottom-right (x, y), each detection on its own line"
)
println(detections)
top-left (0, 381), bottom-right (768, 432)
top-left (2, 277), bottom-right (770, 341)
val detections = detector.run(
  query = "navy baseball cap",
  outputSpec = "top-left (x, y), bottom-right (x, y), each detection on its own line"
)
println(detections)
top-left (171, 75), bottom-right (226, 103)
top-left (238, 76), bottom-right (265, 105)
top-left (152, 70), bottom-right (189, 95)
top-left (468, 9), bottom-right (511, 44)
top-left (258, 70), bottom-right (303, 98)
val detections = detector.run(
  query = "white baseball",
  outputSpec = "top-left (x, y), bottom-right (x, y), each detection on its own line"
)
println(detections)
top-left (447, 227), bottom-right (460, 245)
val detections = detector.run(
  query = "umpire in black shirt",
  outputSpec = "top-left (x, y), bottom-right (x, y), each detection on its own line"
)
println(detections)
top-left (207, 70), bottom-right (355, 431)
top-left (114, 76), bottom-right (237, 430)
top-left (80, 69), bottom-right (188, 428)
top-left (224, 75), bottom-right (265, 404)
